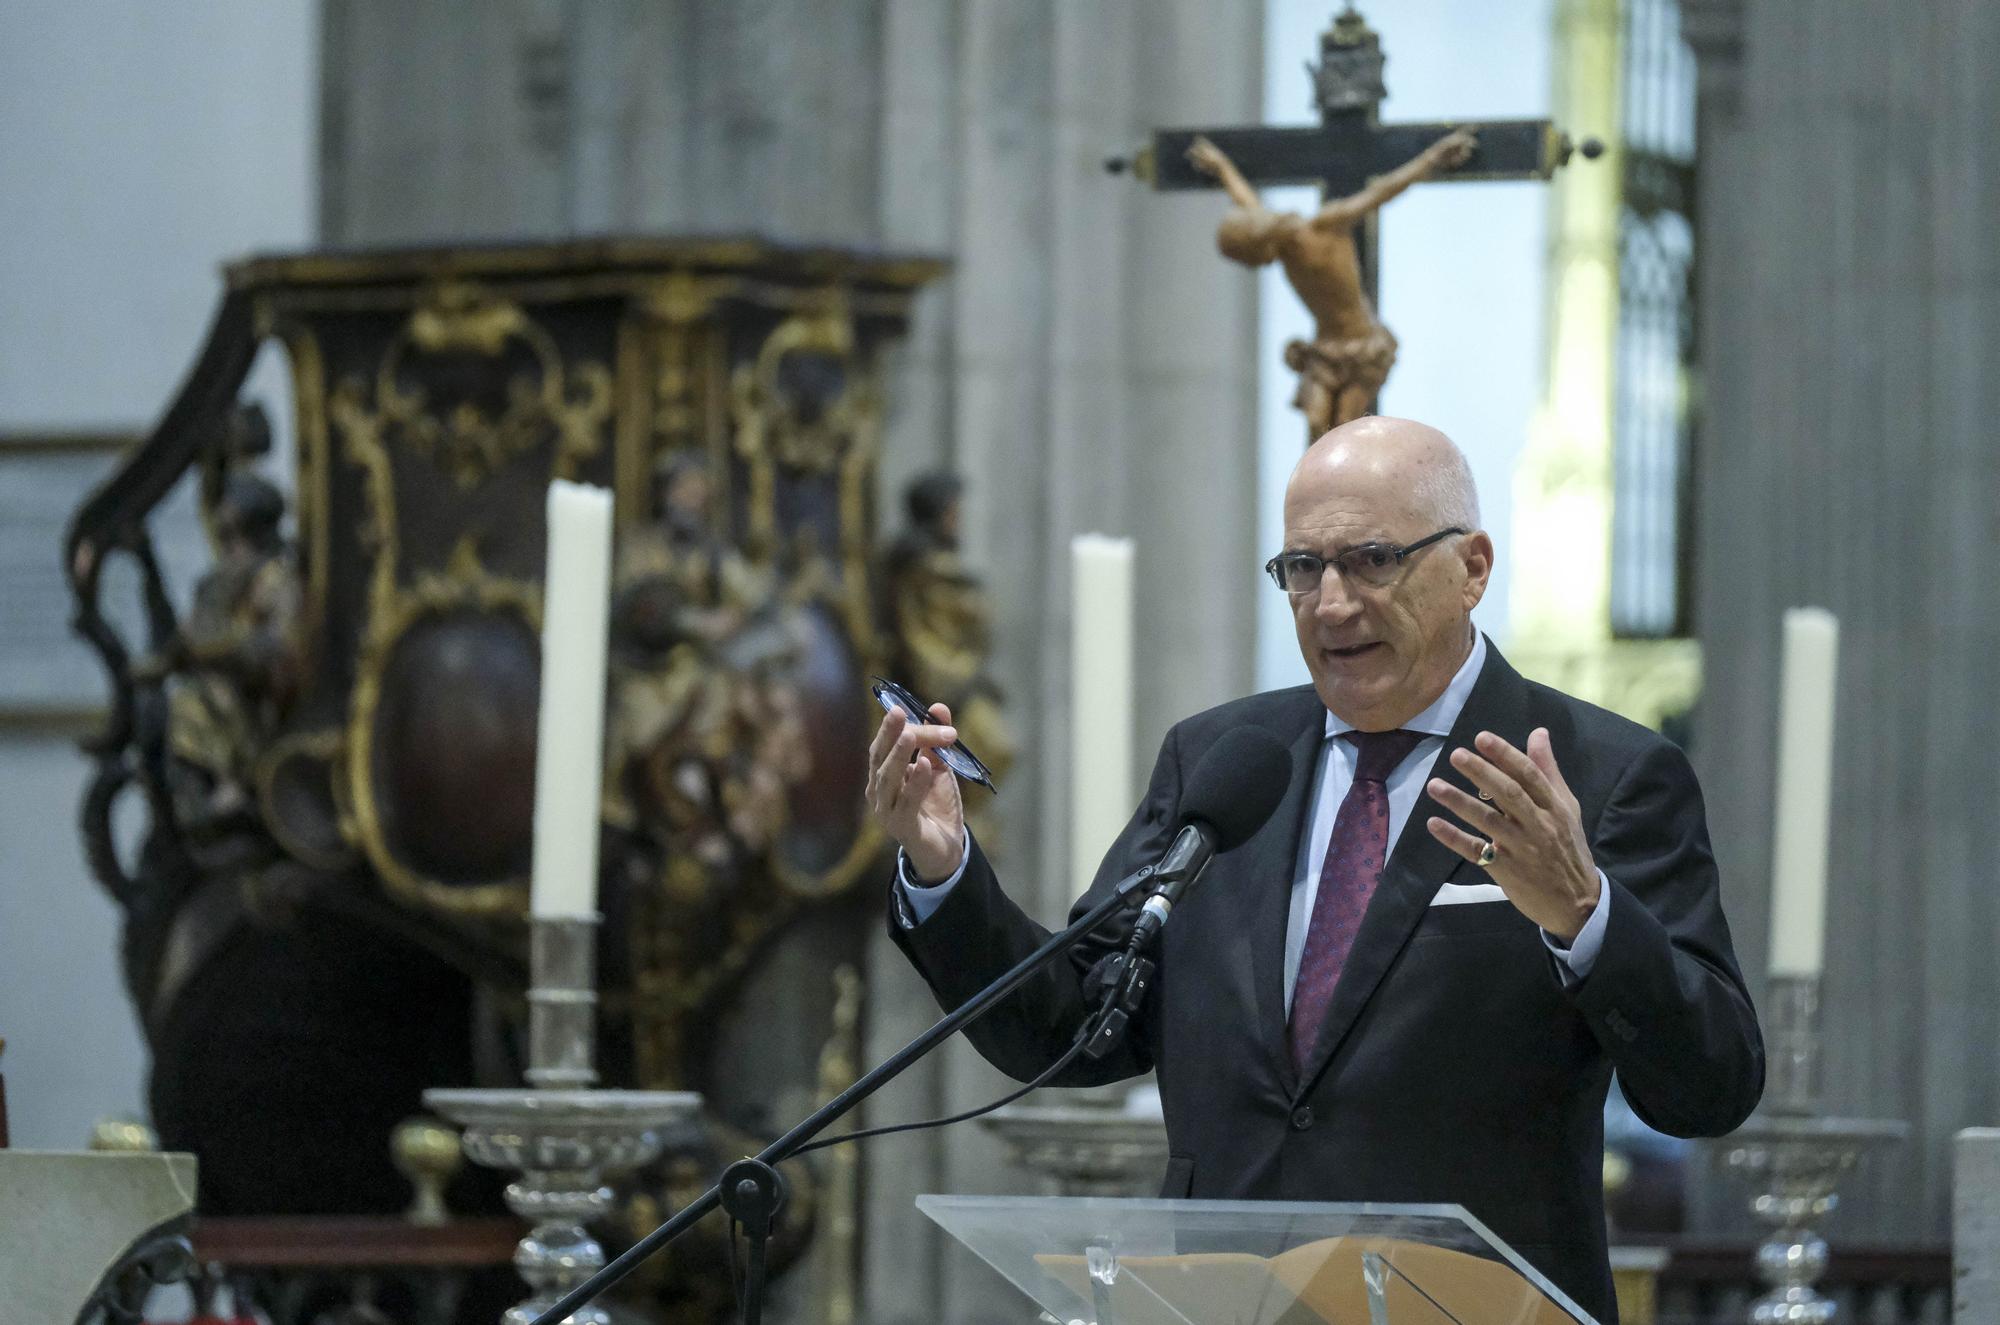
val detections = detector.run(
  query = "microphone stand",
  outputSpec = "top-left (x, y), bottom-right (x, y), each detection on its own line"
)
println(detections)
top-left (528, 860), bottom-right (1165, 1325)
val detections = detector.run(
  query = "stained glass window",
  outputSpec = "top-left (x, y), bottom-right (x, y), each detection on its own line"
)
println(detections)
top-left (1611, 0), bottom-right (1699, 638)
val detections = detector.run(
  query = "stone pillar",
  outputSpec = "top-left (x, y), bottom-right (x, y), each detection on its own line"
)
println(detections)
top-left (1685, 0), bottom-right (2000, 1240)
top-left (319, 4), bottom-right (1261, 1320)
top-left (1956, 1130), bottom-right (2000, 1321)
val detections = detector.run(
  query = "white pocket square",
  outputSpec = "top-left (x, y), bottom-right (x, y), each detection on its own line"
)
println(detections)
top-left (1429, 882), bottom-right (1507, 906)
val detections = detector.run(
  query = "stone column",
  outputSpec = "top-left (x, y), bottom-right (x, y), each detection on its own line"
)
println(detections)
top-left (1685, 0), bottom-right (2000, 1240)
top-left (1956, 1130), bottom-right (2000, 1320)
top-left (319, 4), bottom-right (1261, 1320)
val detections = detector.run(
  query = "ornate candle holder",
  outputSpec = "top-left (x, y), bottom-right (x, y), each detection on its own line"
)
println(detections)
top-left (426, 914), bottom-right (701, 1325)
top-left (1719, 974), bottom-right (1906, 1325)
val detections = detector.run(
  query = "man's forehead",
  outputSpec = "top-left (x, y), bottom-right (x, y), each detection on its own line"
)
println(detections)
top-left (1283, 536), bottom-right (1396, 558)
top-left (1283, 488), bottom-right (1418, 539)
top-left (1281, 517), bottom-right (1403, 554)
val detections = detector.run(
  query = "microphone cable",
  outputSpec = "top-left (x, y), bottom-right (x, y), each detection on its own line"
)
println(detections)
top-left (717, 1027), bottom-right (1090, 1325)
top-left (721, 1029), bottom-right (1090, 1325)
top-left (783, 1022), bottom-right (1096, 1161)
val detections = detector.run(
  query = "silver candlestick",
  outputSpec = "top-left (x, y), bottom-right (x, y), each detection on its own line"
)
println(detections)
top-left (427, 913), bottom-right (701, 1325)
top-left (524, 915), bottom-right (602, 1090)
top-left (1762, 973), bottom-right (1821, 1114)
top-left (1719, 974), bottom-right (1906, 1325)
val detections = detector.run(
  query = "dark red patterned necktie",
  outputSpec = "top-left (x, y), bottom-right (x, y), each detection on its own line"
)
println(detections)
top-left (1288, 728), bottom-right (1428, 1076)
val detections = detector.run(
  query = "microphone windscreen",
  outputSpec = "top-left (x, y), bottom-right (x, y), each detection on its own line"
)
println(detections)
top-left (1178, 727), bottom-right (1292, 851)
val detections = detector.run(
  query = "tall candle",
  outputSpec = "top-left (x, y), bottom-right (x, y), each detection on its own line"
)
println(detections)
top-left (1767, 607), bottom-right (1839, 978)
top-left (1070, 534), bottom-right (1135, 900)
top-left (530, 480), bottom-right (615, 918)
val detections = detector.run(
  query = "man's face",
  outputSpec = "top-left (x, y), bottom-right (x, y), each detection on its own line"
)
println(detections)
top-left (1284, 477), bottom-right (1491, 731)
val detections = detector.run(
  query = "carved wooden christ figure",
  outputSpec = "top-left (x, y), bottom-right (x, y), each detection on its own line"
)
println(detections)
top-left (1187, 127), bottom-right (1476, 433)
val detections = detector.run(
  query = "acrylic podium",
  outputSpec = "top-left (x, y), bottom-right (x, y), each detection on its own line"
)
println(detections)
top-left (917, 1196), bottom-right (1597, 1325)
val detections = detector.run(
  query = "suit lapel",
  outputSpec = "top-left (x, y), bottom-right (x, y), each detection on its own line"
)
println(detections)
top-left (1236, 690), bottom-right (1330, 1085)
top-left (1295, 641), bottom-right (1535, 1096)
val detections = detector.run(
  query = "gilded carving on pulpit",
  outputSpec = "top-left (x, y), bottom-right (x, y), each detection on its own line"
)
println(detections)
top-left (811, 964), bottom-right (865, 1325)
top-left (377, 281), bottom-right (613, 489)
top-left (728, 298), bottom-right (888, 657)
top-left (1187, 126), bottom-right (1476, 433)
top-left (157, 470), bottom-right (304, 830)
top-left (731, 300), bottom-right (865, 475)
top-left (315, 281), bottom-right (626, 916)
top-left (608, 455), bottom-right (814, 897)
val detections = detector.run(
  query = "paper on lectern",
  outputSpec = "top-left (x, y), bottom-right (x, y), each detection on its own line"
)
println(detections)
top-left (1036, 1234), bottom-right (1576, 1325)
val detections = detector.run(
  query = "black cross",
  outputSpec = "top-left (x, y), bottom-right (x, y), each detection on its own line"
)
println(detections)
top-left (1112, 8), bottom-right (1596, 303)
top-left (1143, 117), bottom-right (1570, 195)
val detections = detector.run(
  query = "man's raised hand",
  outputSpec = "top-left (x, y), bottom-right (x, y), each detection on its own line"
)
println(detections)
top-left (866, 702), bottom-right (966, 882)
top-left (1424, 727), bottom-right (1600, 940)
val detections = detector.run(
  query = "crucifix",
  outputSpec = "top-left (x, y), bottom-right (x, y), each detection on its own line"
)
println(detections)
top-left (1109, 5), bottom-right (1600, 437)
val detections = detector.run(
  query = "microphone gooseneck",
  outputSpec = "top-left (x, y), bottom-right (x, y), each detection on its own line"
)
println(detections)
top-left (1082, 727), bottom-right (1293, 1062)
top-left (1125, 727), bottom-right (1291, 948)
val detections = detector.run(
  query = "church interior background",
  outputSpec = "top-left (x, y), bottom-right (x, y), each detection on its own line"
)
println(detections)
top-left (3, 1), bottom-right (1998, 1322)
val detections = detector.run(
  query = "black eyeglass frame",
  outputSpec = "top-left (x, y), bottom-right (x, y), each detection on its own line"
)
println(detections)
top-left (869, 676), bottom-right (997, 791)
top-left (1263, 526), bottom-right (1468, 594)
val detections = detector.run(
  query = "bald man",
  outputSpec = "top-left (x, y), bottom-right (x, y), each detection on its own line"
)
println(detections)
top-left (868, 417), bottom-right (1762, 1322)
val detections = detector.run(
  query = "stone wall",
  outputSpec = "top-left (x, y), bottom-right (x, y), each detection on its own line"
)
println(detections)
top-left (1684, 0), bottom-right (2000, 1240)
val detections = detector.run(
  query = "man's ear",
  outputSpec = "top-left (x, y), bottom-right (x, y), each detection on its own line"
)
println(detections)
top-left (1459, 531), bottom-right (1495, 609)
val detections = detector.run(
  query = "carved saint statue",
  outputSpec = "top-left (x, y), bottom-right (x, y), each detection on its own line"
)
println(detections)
top-left (606, 450), bottom-right (805, 878)
top-left (161, 471), bottom-right (303, 826)
top-left (1187, 127), bottom-right (1477, 434)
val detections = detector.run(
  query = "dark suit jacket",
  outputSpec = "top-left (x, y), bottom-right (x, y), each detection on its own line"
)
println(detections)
top-left (891, 643), bottom-right (1763, 1322)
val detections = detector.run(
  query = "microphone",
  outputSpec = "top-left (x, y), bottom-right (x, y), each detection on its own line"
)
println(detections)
top-left (1127, 727), bottom-right (1291, 950)
top-left (1078, 727), bottom-right (1291, 1061)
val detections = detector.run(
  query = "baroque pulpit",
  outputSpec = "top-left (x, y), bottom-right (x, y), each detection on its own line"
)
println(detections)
top-left (65, 238), bottom-right (949, 1318)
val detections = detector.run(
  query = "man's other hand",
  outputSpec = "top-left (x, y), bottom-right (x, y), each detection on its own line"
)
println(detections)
top-left (867, 702), bottom-right (966, 882)
top-left (1424, 727), bottom-right (1600, 941)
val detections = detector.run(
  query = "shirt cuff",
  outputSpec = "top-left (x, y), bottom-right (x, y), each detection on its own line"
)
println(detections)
top-left (1541, 868), bottom-right (1611, 985)
top-left (894, 830), bottom-right (973, 928)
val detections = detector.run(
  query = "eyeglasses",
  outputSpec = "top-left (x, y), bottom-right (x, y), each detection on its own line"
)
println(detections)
top-left (870, 677), bottom-right (997, 791)
top-left (1264, 527), bottom-right (1466, 594)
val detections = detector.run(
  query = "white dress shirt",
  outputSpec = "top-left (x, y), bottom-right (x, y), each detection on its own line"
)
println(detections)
top-left (899, 633), bottom-right (1611, 996)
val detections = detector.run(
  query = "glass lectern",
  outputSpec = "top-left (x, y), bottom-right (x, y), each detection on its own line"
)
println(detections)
top-left (917, 1197), bottom-right (1597, 1325)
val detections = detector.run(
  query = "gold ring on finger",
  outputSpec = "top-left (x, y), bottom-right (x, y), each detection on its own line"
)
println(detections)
top-left (1476, 839), bottom-right (1497, 868)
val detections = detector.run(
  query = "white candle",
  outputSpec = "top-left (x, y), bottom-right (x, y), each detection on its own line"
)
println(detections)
top-left (530, 480), bottom-right (615, 918)
top-left (1070, 534), bottom-right (1135, 900)
top-left (1767, 607), bottom-right (1839, 978)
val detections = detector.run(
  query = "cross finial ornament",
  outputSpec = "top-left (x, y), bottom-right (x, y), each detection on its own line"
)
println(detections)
top-left (1312, 5), bottom-right (1386, 115)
